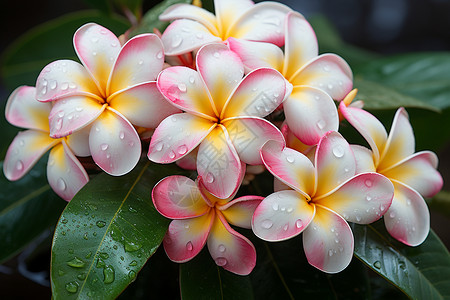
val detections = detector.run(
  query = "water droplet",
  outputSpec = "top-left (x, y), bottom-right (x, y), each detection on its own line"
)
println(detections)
top-left (331, 227), bottom-right (335, 233)
top-left (125, 241), bottom-right (142, 252)
top-left (168, 150), bottom-right (176, 159)
top-left (252, 87), bottom-right (258, 92)
top-left (373, 261), bottom-right (381, 269)
top-left (316, 119), bottom-right (326, 130)
top-left (327, 84), bottom-right (333, 90)
top-left (111, 42), bottom-right (118, 47)
top-left (186, 241), bottom-right (194, 251)
top-left (189, 76), bottom-right (195, 84)
top-left (295, 219), bottom-right (303, 228)
top-left (129, 206), bottom-right (137, 213)
top-left (99, 252), bottom-right (109, 259)
top-left (205, 172), bottom-right (215, 183)
top-left (285, 155), bottom-right (295, 163)
top-left (65, 281), bottom-right (78, 293)
top-left (69, 82), bottom-right (77, 89)
top-left (57, 178), bottom-right (67, 191)
top-left (93, 51), bottom-right (97, 56)
top-left (68, 249), bottom-right (74, 254)
top-left (85, 252), bottom-right (92, 259)
top-left (41, 86), bottom-right (47, 95)
top-left (178, 83), bottom-right (187, 92)
top-left (261, 219), bottom-right (273, 229)
top-left (406, 199), bottom-right (411, 206)
top-left (213, 52), bottom-right (220, 59)
top-left (15, 160), bottom-right (24, 171)
top-left (323, 65), bottom-right (330, 72)
top-left (155, 142), bottom-right (164, 151)
top-left (96, 221), bottom-right (106, 228)
top-left (77, 273), bottom-right (86, 280)
top-left (272, 202), bottom-right (279, 211)
top-left (356, 216), bottom-right (361, 222)
top-left (75, 107), bottom-right (83, 112)
top-left (103, 265), bottom-right (115, 284)
top-left (328, 249), bottom-right (334, 256)
top-left (263, 17), bottom-right (280, 26)
top-left (58, 270), bottom-right (65, 276)
top-left (61, 219), bottom-right (68, 224)
top-left (280, 207), bottom-right (286, 212)
top-left (380, 204), bottom-right (385, 211)
top-left (42, 79), bottom-right (48, 86)
top-left (365, 179), bottom-right (373, 187)
top-left (218, 244), bottom-right (226, 253)
top-left (332, 145), bottom-right (344, 158)
top-left (91, 37), bottom-right (99, 43)
top-left (50, 81), bottom-right (57, 90)
top-left (177, 145), bottom-right (188, 155)
top-left (55, 118), bottom-right (63, 130)
top-left (389, 211), bottom-right (396, 218)
top-left (283, 224), bottom-right (289, 231)
top-left (366, 195), bottom-right (372, 201)
top-left (101, 144), bottom-right (109, 151)
top-left (171, 35), bottom-right (183, 48)
top-left (156, 51), bottom-right (163, 59)
top-left (412, 226), bottom-right (416, 232)
top-left (287, 207), bottom-right (293, 213)
top-left (83, 233), bottom-right (89, 240)
top-left (335, 238), bottom-right (339, 243)
top-left (67, 257), bottom-right (85, 268)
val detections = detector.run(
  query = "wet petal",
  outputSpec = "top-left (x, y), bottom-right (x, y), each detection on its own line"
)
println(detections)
top-left (176, 148), bottom-right (198, 170)
top-left (47, 141), bottom-right (89, 201)
top-left (148, 113), bottom-right (216, 163)
top-left (215, 0), bottom-right (254, 34)
top-left (89, 107), bottom-right (141, 176)
top-left (3, 130), bottom-right (58, 181)
top-left (351, 145), bottom-right (376, 174)
top-left (384, 181), bottom-right (429, 246)
top-left (5, 86), bottom-right (51, 131)
top-left (65, 125), bottom-right (91, 157)
top-left (252, 190), bottom-right (315, 241)
top-left (219, 195), bottom-right (264, 229)
top-left (303, 205), bottom-right (354, 273)
top-left (283, 86), bottom-right (338, 146)
top-left (207, 212), bottom-right (256, 275)
top-left (109, 81), bottom-right (181, 128)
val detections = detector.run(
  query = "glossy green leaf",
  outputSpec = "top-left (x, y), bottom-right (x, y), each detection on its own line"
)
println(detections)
top-left (51, 160), bottom-right (188, 299)
top-left (180, 248), bottom-right (254, 300)
top-left (0, 158), bottom-right (65, 264)
top-left (1, 10), bottom-right (129, 91)
top-left (353, 220), bottom-right (450, 299)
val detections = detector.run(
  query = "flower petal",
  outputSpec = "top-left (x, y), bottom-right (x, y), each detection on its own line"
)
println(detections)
top-left (176, 148), bottom-right (198, 170)
top-left (48, 96), bottom-right (105, 138)
top-left (351, 145), bottom-right (376, 173)
top-left (283, 11), bottom-right (318, 79)
top-left (290, 54), bottom-right (353, 101)
top-left (36, 60), bottom-right (101, 102)
top-left (283, 86), bottom-right (338, 146)
top-left (215, 0), bottom-right (254, 34)
top-left (47, 141), bottom-right (89, 201)
top-left (3, 130), bottom-right (58, 181)
top-left (197, 125), bottom-right (242, 199)
top-left (223, 117), bottom-right (284, 165)
top-left (315, 173), bottom-right (394, 224)
top-left (152, 176), bottom-right (209, 219)
top-left (107, 34), bottom-right (164, 95)
top-left (207, 211), bottom-right (256, 275)
top-left (65, 125), bottom-right (91, 157)
top-left (260, 140), bottom-right (315, 197)
top-left (252, 190), bottom-right (315, 241)
top-left (303, 205), bottom-right (354, 273)
top-left (163, 211), bottom-right (214, 263)
top-left (383, 151), bottom-right (442, 198)
top-left (109, 81), bottom-right (181, 128)
top-left (89, 107), bottom-right (141, 175)
top-left (222, 68), bottom-right (286, 119)
top-left (148, 113), bottom-right (216, 163)
top-left (5, 86), bottom-right (51, 131)
top-left (73, 23), bottom-right (121, 93)
top-left (219, 195), bottom-right (264, 229)
top-left (314, 131), bottom-right (356, 197)
top-left (384, 181), bottom-right (429, 246)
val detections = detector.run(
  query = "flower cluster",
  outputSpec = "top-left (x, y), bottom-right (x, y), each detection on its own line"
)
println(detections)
top-left (4, 0), bottom-right (443, 275)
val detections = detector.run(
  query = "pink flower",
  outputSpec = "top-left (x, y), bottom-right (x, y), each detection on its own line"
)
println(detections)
top-left (252, 131), bottom-right (394, 273)
top-left (152, 175), bottom-right (262, 275)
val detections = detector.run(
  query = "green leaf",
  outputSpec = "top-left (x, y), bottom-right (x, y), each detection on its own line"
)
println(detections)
top-left (180, 248), bottom-right (254, 300)
top-left (0, 158), bottom-right (65, 263)
top-left (353, 220), bottom-right (450, 299)
top-left (428, 190), bottom-right (450, 218)
top-left (1, 10), bottom-right (129, 91)
top-left (51, 160), bottom-right (188, 299)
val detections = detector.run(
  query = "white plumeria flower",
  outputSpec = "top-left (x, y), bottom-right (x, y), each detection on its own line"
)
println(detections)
top-left (340, 99), bottom-right (443, 246)
top-left (252, 131), bottom-right (394, 273)
top-left (159, 0), bottom-right (292, 55)
top-left (35, 23), bottom-right (180, 176)
top-left (149, 43), bottom-right (290, 199)
top-left (4, 86), bottom-right (89, 201)
top-left (228, 11), bottom-right (353, 145)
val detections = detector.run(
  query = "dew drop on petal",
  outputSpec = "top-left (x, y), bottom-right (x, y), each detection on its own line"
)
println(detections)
top-left (272, 202), bottom-right (279, 211)
top-left (75, 107), bottom-right (83, 112)
top-left (316, 119), bottom-right (326, 130)
top-left (389, 211), bottom-right (396, 218)
top-left (177, 145), bottom-right (188, 155)
top-left (16, 160), bottom-right (24, 171)
top-left (186, 241), bottom-right (193, 251)
top-left (295, 219), bottom-right (303, 228)
top-left (356, 216), bottom-right (361, 222)
top-left (323, 65), bottom-right (330, 72)
top-left (328, 249), bottom-right (334, 257)
top-left (406, 199), bottom-right (411, 206)
top-left (261, 219), bottom-right (273, 229)
top-left (171, 35), bottom-right (183, 48)
top-left (119, 131), bottom-right (125, 140)
top-left (189, 76), bottom-right (195, 84)
top-left (61, 82), bottom-right (69, 90)
top-left (365, 179), bottom-right (373, 187)
top-left (50, 81), bottom-right (57, 90)
top-left (168, 150), bottom-right (176, 159)
top-left (332, 145), bottom-right (344, 158)
top-left (178, 83), bottom-right (187, 92)
top-left (69, 83), bottom-right (77, 89)
top-left (155, 142), bottom-right (164, 151)
top-left (41, 86), bottom-right (47, 95)
top-left (327, 84), bottom-right (333, 90)
top-left (283, 224), bottom-right (289, 231)
top-left (218, 244), bottom-right (226, 253)
top-left (366, 195), bottom-right (372, 201)
top-left (205, 172), bottom-right (215, 183)
top-left (57, 178), bottom-right (67, 191)
top-left (215, 257), bottom-right (227, 266)
top-left (156, 51), bottom-right (163, 60)
top-left (380, 204), bottom-right (385, 211)
top-left (213, 52), bottom-right (220, 58)
top-left (101, 144), bottom-right (109, 151)
top-left (287, 207), bottom-right (293, 213)
top-left (285, 155), bottom-right (295, 163)
top-left (138, 60), bottom-right (144, 65)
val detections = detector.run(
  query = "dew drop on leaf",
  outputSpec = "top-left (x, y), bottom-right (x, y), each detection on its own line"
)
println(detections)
top-left (67, 257), bottom-right (85, 268)
top-left (103, 265), bottom-right (115, 284)
top-left (65, 281), bottom-right (78, 293)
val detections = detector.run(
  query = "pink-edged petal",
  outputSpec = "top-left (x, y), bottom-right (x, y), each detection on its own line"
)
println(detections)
top-left (290, 54), bottom-right (353, 101)
top-left (282, 123), bottom-right (317, 158)
top-left (315, 173), bottom-right (394, 224)
top-left (176, 148), bottom-right (198, 170)
top-left (274, 177), bottom-right (292, 192)
top-left (283, 86), bottom-right (338, 146)
top-left (164, 211), bottom-right (214, 263)
top-left (384, 181), bottom-right (429, 246)
top-left (152, 176), bottom-right (209, 219)
top-left (65, 125), bottom-right (91, 157)
top-left (303, 205), bottom-right (354, 274)
top-left (283, 11), bottom-right (318, 79)
top-left (197, 43), bottom-right (244, 116)
top-left (47, 140), bottom-right (89, 201)
top-left (197, 125), bottom-right (242, 199)
top-left (228, 2), bottom-right (292, 46)
top-left (5, 86), bottom-right (51, 131)
top-left (36, 60), bottom-right (101, 102)
top-left (252, 190), bottom-right (315, 241)
top-left (314, 131), bottom-right (356, 197)
top-left (89, 107), bottom-right (140, 176)
top-left (222, 68), bottom-right (286, 119)
top-left (383, 151), bottom-right (443, 198)
top-left (227, 37), bottom-right (284, 72)
top-left (159, 4), bottom-right (219, 35)
top-left (157, 66), bottom-right (216, 119)
top-left (223, 117), bottom-right (284, 165)
top-left (219, 195), bottom-right (264, 229)
top-left (108, 81), bottom-right (181, 128)
top-left (48, 96), bottom-right (105, 138)
top-left (3, 130), bottom-right (58, 181)
top-left (148, 113), bottom-right (216, 163)
top-left (207, 211), bottom-right (256, 275)
top-left (161, 19), bottom-right (222, 56)
top-left (215, 0), bottom-right (254, 34)
top-left (378, 108), bottom-right (415, 171)
top-left (107, 34), bottom-right (164, 95)
top-left (351, 145), bottom-right (376, 173)
top-left (339, 103), bottom-right (387, 164)
top-left (74, 23), bottom-right (121, 94)
top-left (261, 140), bottom-right (315, 197)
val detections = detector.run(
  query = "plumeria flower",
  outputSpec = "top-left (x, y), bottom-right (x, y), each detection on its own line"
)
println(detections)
top-left (252, 131), bottom-right (394, 273)
top-left (159, 0), bottom-right (292, 56)
top-left (35, 23), bottom-right (180, 176)
top-left (3, 86), bottom-right (89, 201)
top-left (339, 98), bottom-right (443, 246)
top-left (152, 174), bottom-right (263, 275)
top-left (228, 11), bottom-right (353, 145)
top-left (149, 43), bottom-right (289, 199)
